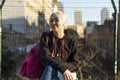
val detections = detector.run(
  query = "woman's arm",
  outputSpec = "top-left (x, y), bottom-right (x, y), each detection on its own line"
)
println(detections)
top-left (64, 39), bottom-right (80, 71)
top-left (63, 39), bottom-right (79, 80)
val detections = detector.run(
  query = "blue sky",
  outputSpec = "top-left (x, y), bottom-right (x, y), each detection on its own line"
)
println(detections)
top-left (60, 0), bottom-right (119, 25)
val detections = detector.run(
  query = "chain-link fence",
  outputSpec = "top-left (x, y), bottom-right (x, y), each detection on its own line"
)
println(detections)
top-left (1, 0), bottom-right (120, 80)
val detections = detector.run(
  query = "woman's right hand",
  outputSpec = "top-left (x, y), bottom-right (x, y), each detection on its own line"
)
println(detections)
top-left (63, 69), bottom-right (74, 80)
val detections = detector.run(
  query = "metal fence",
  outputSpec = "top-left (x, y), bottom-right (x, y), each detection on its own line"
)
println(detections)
top-left (1, 0), bottom-right (120, 80)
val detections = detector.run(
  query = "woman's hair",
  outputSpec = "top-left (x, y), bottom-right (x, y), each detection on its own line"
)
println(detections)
top-left (49, 11), bottom-right (68, 29)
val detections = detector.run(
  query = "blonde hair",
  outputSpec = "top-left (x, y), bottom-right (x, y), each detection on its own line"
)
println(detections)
top-left (49, 11), bottom-right (68, 29)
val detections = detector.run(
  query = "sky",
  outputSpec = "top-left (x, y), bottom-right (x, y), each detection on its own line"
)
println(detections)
top-left (60, 0), bottom-right (119, 25)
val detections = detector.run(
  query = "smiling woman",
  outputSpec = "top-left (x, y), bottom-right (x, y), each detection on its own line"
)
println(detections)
top-left (49, 11), bottom-right (67, 32)
top-left (39, 11), bottom-right (79, 80)
top-left (49, 11), bottom-right (67, 38)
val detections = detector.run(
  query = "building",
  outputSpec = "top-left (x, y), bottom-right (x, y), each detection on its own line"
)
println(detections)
top-left (24, 0), bottom-right (50, 41)
top-left (2, 0), bottom-right (58, 50)
top-left (86, 19), bottom-right (115, 72)
top-left (42, 0), bottom-right (53, 23)
top-left (86, 21), bottom-right (98, 35)
top-left (52, 0), bottom-right (64, 12)
top-left (2, 0), bottom-right (53, 33)
top-left (68, 24), bottom-right (85, 38)
top-left (2, 0), bottom-right (26, 33)
top-left (101, 7), bottom-right (109, 24)
top-left (74, 8), bottom-right (82, 25)
top-left (2, 0), bottom-right (58, 43)
top-left (2, 27), bottom-right (35, 50)
top-left (25, 0), bottom-right (47, 26)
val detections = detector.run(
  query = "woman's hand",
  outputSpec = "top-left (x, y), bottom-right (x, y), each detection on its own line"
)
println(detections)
top-left (63, 69), bottom-right (74, 80)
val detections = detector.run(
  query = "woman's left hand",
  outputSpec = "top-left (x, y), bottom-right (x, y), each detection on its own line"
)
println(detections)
top-left (63, 69), bottom-right (74, 80)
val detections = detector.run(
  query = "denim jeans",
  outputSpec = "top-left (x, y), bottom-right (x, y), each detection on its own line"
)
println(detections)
top-left (40, 66), bottom-right (63, 80)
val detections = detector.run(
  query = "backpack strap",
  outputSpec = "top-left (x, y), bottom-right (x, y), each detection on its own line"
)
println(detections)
top-left (51, 36), bottom-right (55, 57)
top-left (61, 38), bottom-right (64, 59)
top-left (51, 36), bottom-right (64, 59)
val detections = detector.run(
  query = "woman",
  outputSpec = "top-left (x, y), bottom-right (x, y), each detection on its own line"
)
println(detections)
top-left (39, 11), bottom-right (79, 80)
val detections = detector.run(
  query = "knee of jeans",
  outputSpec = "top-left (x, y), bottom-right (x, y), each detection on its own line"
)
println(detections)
top-left (45, 65), bottom-right (53, 71)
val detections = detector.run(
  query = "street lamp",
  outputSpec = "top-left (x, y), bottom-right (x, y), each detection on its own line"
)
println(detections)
top-left (111, 0), bottom-right (118, 80)
top-left (0, 0), bottom-right (6, 9)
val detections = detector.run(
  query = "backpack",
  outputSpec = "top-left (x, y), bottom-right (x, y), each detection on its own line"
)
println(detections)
top-left (20, 35), bottom-right (65, 78)
top-left (20, 44), bottom-right (43, 78)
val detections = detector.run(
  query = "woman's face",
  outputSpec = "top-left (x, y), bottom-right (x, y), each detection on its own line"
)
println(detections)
top-left (49, 14), bottom-right (64, 33)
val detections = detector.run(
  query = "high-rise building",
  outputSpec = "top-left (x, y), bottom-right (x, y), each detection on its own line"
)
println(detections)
top-left (74, 8), bottom-right (82, 25)
top-left (101, 7), bottom-right (109, 24)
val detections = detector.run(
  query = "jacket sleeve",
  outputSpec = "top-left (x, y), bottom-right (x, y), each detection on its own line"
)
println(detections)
top-left (64, 39), bottom-right (80, 72)
top-left (39, 32), bottom-right (68, 73)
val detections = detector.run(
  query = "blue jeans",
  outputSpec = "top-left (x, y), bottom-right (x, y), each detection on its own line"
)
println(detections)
top-left (40, 66), bottom-right (63, 80)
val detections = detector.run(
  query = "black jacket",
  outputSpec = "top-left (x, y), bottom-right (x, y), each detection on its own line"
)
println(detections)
top-left (39, 29), bottom-right (80, 74)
